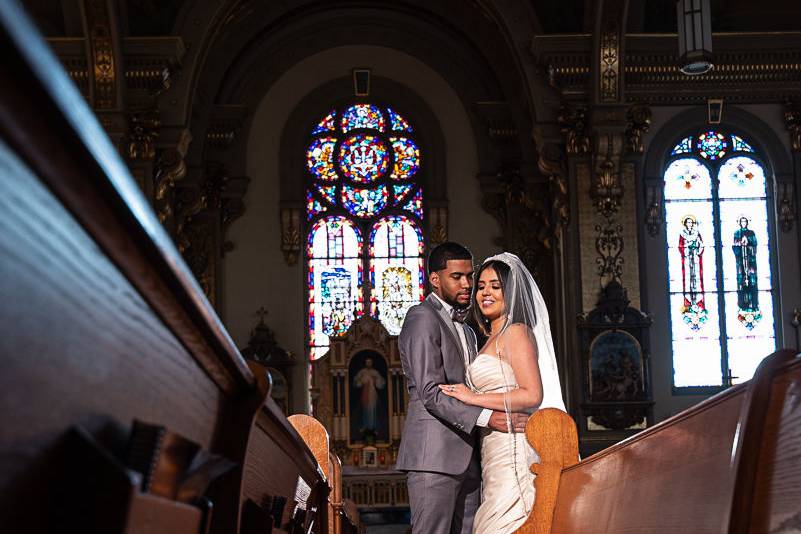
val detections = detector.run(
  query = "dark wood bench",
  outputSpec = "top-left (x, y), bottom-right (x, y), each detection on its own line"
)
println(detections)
top-left (0, 3), bottom-right (326, 533)
top-left (517, 348), bottom-right (801, 533)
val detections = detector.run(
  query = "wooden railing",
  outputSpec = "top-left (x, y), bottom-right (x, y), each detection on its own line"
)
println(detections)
top-left (0, 2), bottom-right (327, 532)
top-left (517, 349), bottom-right (801, 534)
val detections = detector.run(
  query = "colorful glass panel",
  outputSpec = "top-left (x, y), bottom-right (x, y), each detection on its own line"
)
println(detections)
top-left (671, 136), bottom-right (693, 155)
top-left (369, 216), bottom-right (425, 335)
top-left (306, 103), bottom-right (425, 358)
top-left (338, 135), bottom-right (388, 183)
top-left (717, 157), bottom-right (766, 199)
top-left (306, 137), bottom-right (338, 181)
top-left (387, 107), bottom-right (412, 132)
top-left (317, 184), bottom-right (337, 206)
top-left (731, 135), bottom-right (754, 153)
top-left (308, 217), bottom-right (363, 360)
top-left (697, 131), bottom-right (728, 160)
top-left (663, 158), bottom-right (712, 200)
top-left (341, 184), bottom-right (388, 218)
top-left (401, 188), bottom-right (423, 218)
top-left (306, 190), bottom-right (327, 220)
top-left (389, 137), bottom-right (420, 180)
top-left (392, 183), bottom-right (414, 205)
top-left (341, 104), bottom-right (385, 133)
top-left (665, 130), bottom-right (775, 388)
top-left (312, 110), bottom-right (336, 134)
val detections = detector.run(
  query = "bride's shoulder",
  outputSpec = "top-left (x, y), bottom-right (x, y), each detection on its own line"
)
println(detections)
top-left (502, 323), bottom-right (537, 347)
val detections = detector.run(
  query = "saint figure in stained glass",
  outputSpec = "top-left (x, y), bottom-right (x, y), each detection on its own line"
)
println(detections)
top-left (678, 215), bottom-right (707, 330)
top-left (378, 266), bottom-right (414, 334)
top-left (321, 267), bottom-right (355, 336)
top-left (733, 217), bottom-right (760, 326)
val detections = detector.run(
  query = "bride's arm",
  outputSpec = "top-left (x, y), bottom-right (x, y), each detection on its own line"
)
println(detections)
top-left (439, 324), bottom-right (543, 412)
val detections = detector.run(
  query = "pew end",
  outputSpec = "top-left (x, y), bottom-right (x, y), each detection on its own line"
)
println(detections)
top-left (515, 409), bottom-right (579, 534)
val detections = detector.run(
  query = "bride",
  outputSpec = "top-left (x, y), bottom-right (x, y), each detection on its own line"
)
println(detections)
top-left (439, 252), bottom-right (566, 533)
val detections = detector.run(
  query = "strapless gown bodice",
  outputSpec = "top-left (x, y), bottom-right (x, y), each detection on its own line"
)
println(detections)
top-left (467, 354), bottom-right (538, 533)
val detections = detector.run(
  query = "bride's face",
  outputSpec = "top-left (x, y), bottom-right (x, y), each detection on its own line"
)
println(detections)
top-left (477, 267), bottom-right (505, 322)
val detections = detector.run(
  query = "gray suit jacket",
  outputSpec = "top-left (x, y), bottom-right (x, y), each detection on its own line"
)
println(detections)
top-left (395, 293), bottom-right (482, 475)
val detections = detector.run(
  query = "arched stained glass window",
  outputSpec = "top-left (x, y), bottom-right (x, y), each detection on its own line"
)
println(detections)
top-left (664, 130), bottom-right (776, 389)
top-left (306, 103), bottom-right (425, 359)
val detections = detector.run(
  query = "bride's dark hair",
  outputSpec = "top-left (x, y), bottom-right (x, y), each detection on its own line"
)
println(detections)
top-left (472, 259), bottom-right (538, 335)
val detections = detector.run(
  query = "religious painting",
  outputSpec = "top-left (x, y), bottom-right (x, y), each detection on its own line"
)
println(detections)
top-left (732, 215), bottom-right (761, 329)
top-left (677, 214), bottom-right (708, 330)
top-left (349, 350), bottom-right (389, 445)
top-left (588, 331), bottom-right (645, 403)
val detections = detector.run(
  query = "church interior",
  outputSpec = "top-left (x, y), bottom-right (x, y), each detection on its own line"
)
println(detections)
top-left (1, 0), bottom-right (800, 532)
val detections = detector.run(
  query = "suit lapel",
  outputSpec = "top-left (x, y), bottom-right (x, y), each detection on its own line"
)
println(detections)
top-left (463, 325), bottom-right (478, 363)
top-left (424, 294), bottom-right (463, 356)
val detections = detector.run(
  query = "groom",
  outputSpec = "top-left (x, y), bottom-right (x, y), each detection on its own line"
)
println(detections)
top-left (396, 242), bottom-right (528, 534)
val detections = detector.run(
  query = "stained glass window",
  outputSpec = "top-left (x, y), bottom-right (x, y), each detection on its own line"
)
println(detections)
top-left (306, 102), bottom-right (425, 359)
top-left (663, 130), bottom-right (776, 389)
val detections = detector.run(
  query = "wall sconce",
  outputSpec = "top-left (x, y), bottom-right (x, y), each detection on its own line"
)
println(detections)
top-left (677, 0), bottom-right (713, 75)
top-left (280, 207), bottom-right (301, 265)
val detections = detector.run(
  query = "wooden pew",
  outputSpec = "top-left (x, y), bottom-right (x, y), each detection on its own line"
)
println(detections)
top-left (288, 415), bottom-right (363, 534)
top-left (518, 349), bottom-right (801, 534)
top-left (0, 3), bottom-right (326, 533)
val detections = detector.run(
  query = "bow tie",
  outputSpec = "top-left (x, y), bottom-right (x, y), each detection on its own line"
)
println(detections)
top-left (450, 306), bottom-right (470, 323)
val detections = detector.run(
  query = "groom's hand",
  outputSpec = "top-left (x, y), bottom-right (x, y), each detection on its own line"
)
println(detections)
top-left (488, 411), bottom-right (528, 433)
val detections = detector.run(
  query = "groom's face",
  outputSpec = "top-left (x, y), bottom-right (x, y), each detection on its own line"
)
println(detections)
top-left (430, 259), bottom-right (474, 308)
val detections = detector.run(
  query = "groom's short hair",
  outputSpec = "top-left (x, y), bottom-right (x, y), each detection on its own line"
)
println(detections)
top-left (428, 242), bottom-right (473, 273)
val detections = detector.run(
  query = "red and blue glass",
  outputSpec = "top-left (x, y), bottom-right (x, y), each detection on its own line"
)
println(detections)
top-left (341, 184), bottom-right (389, 218)
top-left (697, 131), bottom-right (728, 160)
top-left (339, 135), bottom-right (388, 183)
top-left (306, 104), bottom-right (424, 356)
top-left (341, 104), bottom-right (386, 133)
top-left (389, 137), bottom-right (420, 180)
top-left (665, 130), bottom-right (775, 387)
top-left (306, 136), bottom-right (338, 181)
top-left (387, 107), bottom-right (412, 132)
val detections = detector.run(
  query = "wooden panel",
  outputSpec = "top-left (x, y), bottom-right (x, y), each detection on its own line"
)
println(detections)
top-left (749, 357), bottom-right (801, 533)
top-left (551, 385), bottom-right (746, 534)
top-left (0, 135), bottom-right (223, 529)
top-left (0, 0), bottom-right (251, 396)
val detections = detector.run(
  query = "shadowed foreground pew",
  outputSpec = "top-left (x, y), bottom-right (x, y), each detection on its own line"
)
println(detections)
top-left (288, 415), bottom-right (363, 534)
top-left (0, 2), bottom-right (327, 533)
top-left (518, 349), bottom-right (801, 534)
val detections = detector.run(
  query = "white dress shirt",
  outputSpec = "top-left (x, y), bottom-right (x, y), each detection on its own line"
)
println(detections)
top-left (432, 293), bottom-right (492, 428)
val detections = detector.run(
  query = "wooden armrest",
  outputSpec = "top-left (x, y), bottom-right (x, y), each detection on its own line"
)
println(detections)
top-left (515, 408), bottom-right (579, 534)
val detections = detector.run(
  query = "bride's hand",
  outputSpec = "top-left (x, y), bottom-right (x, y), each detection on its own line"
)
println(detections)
top-left (438, 383), bottom-right (476, 404)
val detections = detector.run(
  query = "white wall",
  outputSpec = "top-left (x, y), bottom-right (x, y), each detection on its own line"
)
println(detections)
top-left (222, 45), bottom-right (500, 412)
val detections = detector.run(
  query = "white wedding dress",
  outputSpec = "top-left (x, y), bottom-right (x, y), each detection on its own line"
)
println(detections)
top-left (468, 353), bottom-right (539, 534)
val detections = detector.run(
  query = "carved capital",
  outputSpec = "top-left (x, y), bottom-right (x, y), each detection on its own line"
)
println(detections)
top-left (785, 102), bottom-right (801, 152)
top-left (625, 105), bottom-right (652, 154)
top-left (481, 166), bottom-right (553, 277)
top-left (558, 104), bottom-right (591, 155)
top-left (127, 108), bottom-right (161, 160)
